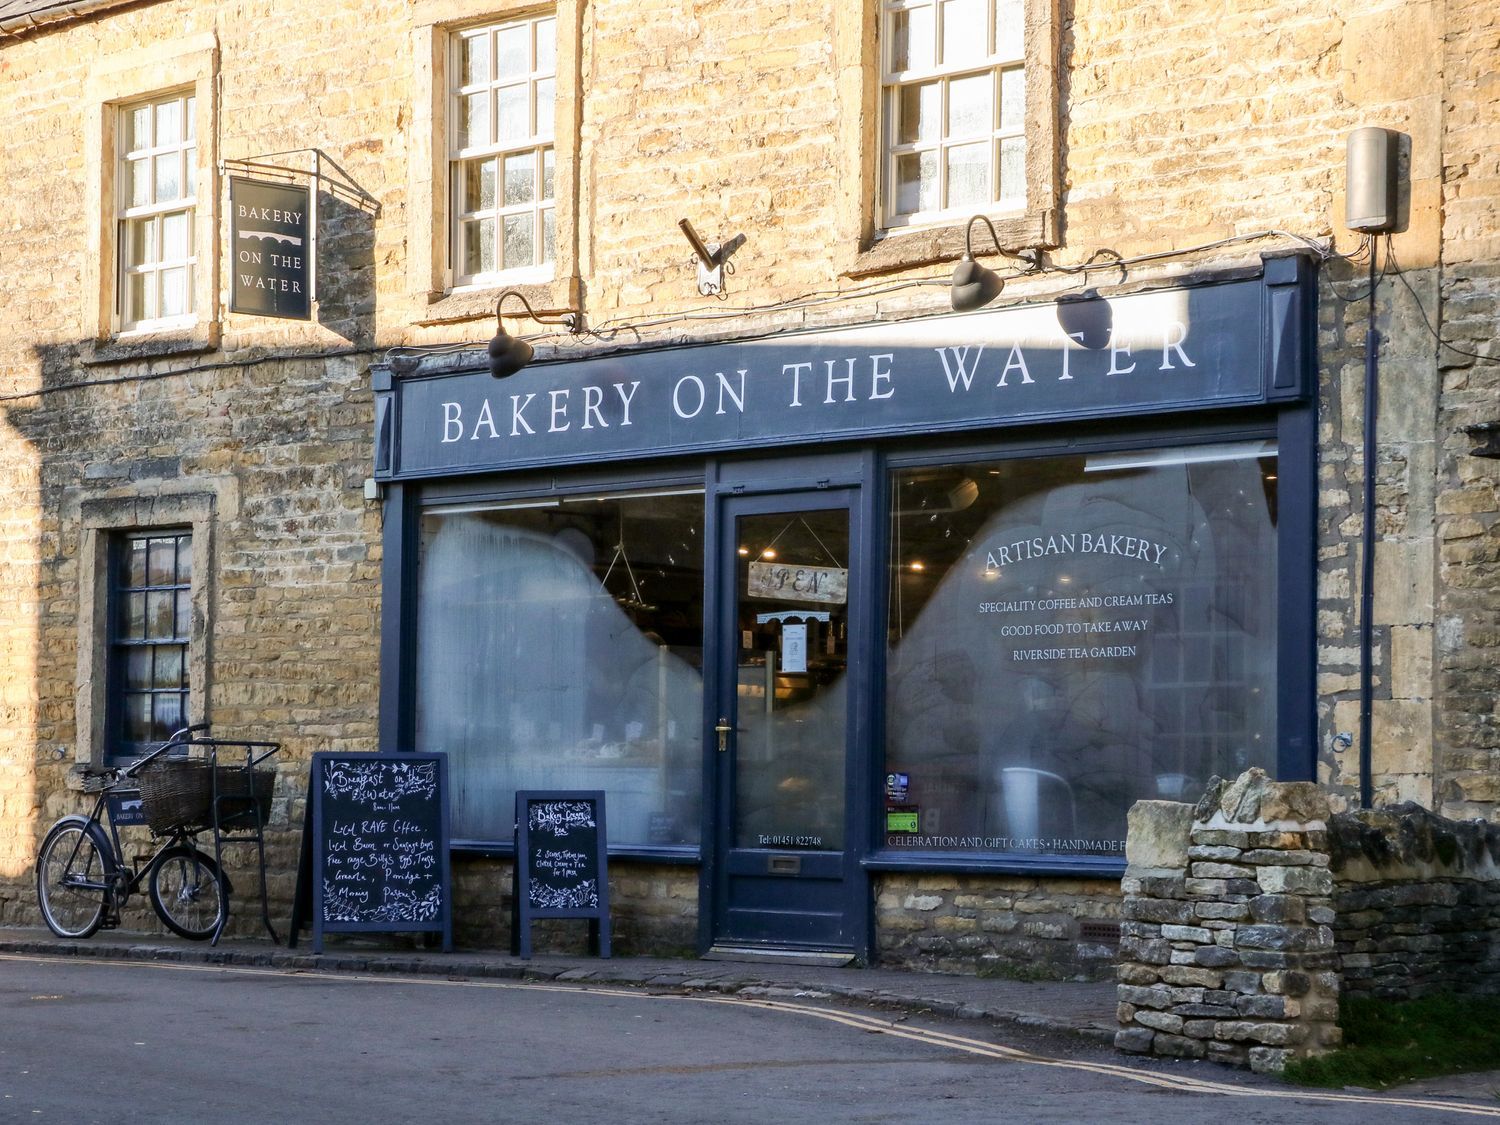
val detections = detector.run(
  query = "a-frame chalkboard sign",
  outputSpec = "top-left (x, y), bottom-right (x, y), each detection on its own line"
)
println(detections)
top-left (513, 790), bottom-right (610, 959)
top-left (290, 752), bottom-right (453, 953)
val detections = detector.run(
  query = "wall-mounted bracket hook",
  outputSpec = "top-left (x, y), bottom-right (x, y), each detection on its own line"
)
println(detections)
top-left (679, 219), bottom-right (747, 296)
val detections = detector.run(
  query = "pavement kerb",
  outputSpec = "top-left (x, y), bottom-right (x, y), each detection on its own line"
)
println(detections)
top-left (0, 927), bottom-right (1119, 1045)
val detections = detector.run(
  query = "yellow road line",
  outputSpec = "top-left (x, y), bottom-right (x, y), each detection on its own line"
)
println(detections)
top-left (5, 951), bottom-right (1498, 1117)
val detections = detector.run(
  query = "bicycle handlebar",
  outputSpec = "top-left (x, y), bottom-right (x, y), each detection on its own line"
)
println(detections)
top-left (121, 723), bottom-right (212, 779)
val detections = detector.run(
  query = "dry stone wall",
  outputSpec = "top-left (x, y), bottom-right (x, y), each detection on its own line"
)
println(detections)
top-left (1120, 770), bottom-right (1500, 1072)
top-left (1116, 774), bottom-right (1341, 1073)
top-left (1331, 804), bottom-right (1500, 999)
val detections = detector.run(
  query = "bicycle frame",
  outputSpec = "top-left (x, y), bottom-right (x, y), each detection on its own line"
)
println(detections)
top-left (57, 784), bottom-right (205, 910)
top-left (42, 723), bottom-right (277, 943)
top-left (55, 724), bottom-right (223, 911)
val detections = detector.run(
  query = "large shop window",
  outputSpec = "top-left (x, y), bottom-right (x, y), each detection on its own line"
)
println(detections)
top-left (416, 490), bottom-right (704, 847)
top-left (885, 441), bottom-right (1278, 860)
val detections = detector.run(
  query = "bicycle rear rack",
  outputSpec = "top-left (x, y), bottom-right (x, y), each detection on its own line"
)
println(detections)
top-left (174, 736), bottom-right (282, 946)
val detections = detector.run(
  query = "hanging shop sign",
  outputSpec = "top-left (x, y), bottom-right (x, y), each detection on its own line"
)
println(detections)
top-left (373, 256), bottom-right (1314, 480)
top-left (747, 561), bottom-right (848, 605)
top-left (230, 176), bottom-right (312, 320)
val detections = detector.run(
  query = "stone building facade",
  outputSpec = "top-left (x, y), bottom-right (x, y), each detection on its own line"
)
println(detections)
top-left (0, 0), bottom-right (1496, 972)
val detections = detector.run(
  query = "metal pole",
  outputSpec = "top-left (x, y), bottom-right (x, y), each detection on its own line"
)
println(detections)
top-left (309, 151), bottom-right (319, 304)
top-left (1357, 247), bottom-right (1379, 809)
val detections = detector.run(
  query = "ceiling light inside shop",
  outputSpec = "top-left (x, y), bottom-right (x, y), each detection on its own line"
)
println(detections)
top-left (947, 478), bottom-right (980, 510)
top-left (761, 548), bottom-right (777, 559)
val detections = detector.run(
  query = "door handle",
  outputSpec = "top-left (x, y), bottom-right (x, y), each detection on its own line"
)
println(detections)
top-left (714, 718), bottom-right (740, 753)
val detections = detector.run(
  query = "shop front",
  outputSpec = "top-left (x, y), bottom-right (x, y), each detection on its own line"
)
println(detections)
top-left (372, 253), bottom-right (1317, 965)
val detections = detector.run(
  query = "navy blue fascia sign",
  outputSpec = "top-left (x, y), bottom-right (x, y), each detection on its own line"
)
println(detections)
top-left (307, 752), bottom-right (453, 954)
top-left (374, 262), bottom-right (1314, 481)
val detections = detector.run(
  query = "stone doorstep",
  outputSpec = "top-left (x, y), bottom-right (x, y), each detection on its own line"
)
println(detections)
top-left (0, 928), bottom-right (1118, 1045)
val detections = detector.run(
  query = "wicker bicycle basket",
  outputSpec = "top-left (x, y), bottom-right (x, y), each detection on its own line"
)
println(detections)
top-left (136, 759), bottom-right (213, 833)
top-left (214, 766), bottom-right (276, 828)
top-left (136, 759), bottom-right (275, 834)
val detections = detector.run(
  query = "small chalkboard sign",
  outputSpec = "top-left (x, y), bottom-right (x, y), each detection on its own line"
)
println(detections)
top-left (513, 790), bottom-right (610, 959)
top-left (290, 752), bottom-right (452, 953)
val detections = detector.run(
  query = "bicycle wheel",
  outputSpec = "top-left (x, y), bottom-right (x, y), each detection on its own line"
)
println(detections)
top-left (147, 845), bottom-right (227, 941)
top-left (36, 819), bottom-right (109, 939)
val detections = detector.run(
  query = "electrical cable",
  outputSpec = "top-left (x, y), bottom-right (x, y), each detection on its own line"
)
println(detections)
top-left (1383, 238), bottom-right (1497, 365)
top-left (1, 227), bottom-right (1356, 400)
top-left (0, 346), bottom-right (377, 404)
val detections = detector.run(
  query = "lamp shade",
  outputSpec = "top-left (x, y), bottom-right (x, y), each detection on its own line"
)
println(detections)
top-left (1054, 289), bottom-right (1112, 350)
top-left (487, 331), bottom-right (534, 379)
top-left (950, 258), bottom-right (1004, 312)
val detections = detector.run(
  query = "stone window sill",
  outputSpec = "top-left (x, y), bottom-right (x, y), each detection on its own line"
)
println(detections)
top-left (82, 329), bottom-right (219, 366)
top-left (846, 210), bottom-right (1056, 278)
top-left (416, 279), bottom-right (577, 328)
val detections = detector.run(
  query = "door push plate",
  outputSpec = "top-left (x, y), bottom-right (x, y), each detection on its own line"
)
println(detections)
top-left (768, 855), bottom-right (801, 875)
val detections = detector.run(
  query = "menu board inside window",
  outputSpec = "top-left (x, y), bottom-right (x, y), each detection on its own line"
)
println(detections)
top-left (883, 441), bottom-right (1279, 858)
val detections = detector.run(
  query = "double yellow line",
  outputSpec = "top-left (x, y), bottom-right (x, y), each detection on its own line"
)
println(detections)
top-left (7, 952), bottom-right (1499, 1118)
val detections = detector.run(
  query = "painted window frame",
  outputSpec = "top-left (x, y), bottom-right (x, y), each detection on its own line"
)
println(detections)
top-left (409, 0), bottom-right (582, 326)
top-left (449, 13), bottom-right (558, 286)
top-left (106, 530), bottom-right (194, 761)
top-left (116, 90), bottom-right (199, 332)
top-left (879, 0), bottom-right (1027, 231)
top-left (74, 492), bottom-right (217, 778)
top-left (84, 35), bottom-right (219, 359)
top-left (834, 0), bottom-right (1059, 278)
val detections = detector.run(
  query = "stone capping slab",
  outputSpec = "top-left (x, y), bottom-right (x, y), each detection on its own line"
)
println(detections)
top-left (1125, 800), bottom-right (1195, 869)
top-left (1197, 811), bottom-right (1328, 834)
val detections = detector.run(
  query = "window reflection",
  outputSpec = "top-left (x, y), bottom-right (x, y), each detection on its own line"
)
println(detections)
top-left (885, 443), bottom-right (1278, 857)
top-left (416, 491), bottom-right (704, 846)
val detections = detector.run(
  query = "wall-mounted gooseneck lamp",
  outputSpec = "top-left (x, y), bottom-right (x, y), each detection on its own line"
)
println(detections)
top-left (1054, 288), bottom-right (1113, 350)
top-left (950, 215), bottom-right (1040, 312)
top-left (488, 290), bottom-right (581, 378)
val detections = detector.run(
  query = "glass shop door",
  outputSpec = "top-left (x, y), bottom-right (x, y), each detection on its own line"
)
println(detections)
top-left (709, 489), bottom-right (860, 952)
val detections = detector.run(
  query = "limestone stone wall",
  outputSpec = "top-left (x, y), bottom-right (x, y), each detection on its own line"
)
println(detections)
top-left (0, 0), bottom-right (1495, 944)
top-left (1120, 771), bottom-right (1500, 1072)
top-left (1433, 0), bottom-right (1500, 818)
top-left (1331, 804), bottom-right (1500, 998)
top-left (451, 858), bottom-right (698, 957)
top-left (875, 872), bottom-right (1121, 980)
top-left (1116, 775), bottom-right (1342, 1073)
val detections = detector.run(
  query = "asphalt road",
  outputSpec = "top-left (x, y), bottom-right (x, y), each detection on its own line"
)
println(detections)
top-left (1, 953), bottom-right (1496, 1124)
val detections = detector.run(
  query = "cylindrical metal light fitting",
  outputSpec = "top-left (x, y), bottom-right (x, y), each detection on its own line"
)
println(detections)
top-left (1346, 127), bottom-right (1400, 233)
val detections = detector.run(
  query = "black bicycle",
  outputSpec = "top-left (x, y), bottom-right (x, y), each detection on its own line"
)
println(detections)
top-left (36, 724), bottom-right (277, 942)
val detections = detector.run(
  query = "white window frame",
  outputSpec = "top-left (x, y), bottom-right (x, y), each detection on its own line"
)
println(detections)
top-left (117, 90), bottom-right (199, 332)
top-left (448, 12), bottom-right (557, 288)
top-left (83, 34), bottom-right (219, 354)
top-left (880, 0), bottom-right (1027, 231)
